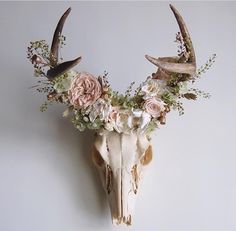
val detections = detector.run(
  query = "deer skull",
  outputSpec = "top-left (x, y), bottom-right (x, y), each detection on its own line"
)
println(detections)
top-left (90, 5), bottom-right (196, 224)
top-left (92, 130), bottom-right (152, 225)
top-left (32, 3), bottom-right (197, 226)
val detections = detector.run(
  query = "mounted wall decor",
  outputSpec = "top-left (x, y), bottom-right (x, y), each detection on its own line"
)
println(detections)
top-left (27, 4), bottom-right (215, 225)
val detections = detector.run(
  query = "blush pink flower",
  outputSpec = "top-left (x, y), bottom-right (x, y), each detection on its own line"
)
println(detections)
top-left (144, 98), bottom-right (165, 118)
top-left (68, 72), bottom-right (102, 108)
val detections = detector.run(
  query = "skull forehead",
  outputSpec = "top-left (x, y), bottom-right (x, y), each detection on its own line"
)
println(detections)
top-left (94, 131), bottom-right (150, 170)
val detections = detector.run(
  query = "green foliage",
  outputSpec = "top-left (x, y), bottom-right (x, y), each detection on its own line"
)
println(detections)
top-left (52, 72), bottom-right (68, 91)
top-left (175, 32), bottom-right (187, 58)
top-left (125, 81), bottom-right (135, 97)
top-left (161, 92), bottom-right (176, 105)
top-left (28, 29), bottom-right (216, 134)
top-left (190, 88), bottom-right (211, 99)
top-left (40, 101), bottom-right (49, 112)
top-left (194, 54), bottom-right (216, 81)
top-left (144, 119), bottom-right (158, 134)
top-left (109, 88), bottom-right (144, 111)
top-left (59, 35), bottom-right (66, 47)
top-left (71, 110), bottom-right (104, 131)
top-left (27, 40), bottom-right (50, 64)
top-left (27, 40), bottom-right (51, 77)
top-left (173, 101), bottom-right (185, 116)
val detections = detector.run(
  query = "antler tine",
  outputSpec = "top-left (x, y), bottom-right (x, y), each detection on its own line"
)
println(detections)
top-left (145, 4), bottom-right (196, 76)
top-left (169, 4), bottom-right (196, 64)
top-left (47, 7), bottom-right (82, 79)
top-left (47, 57), bottom-right (81, 79)
top-left (50, 7), bottom-right (71, 66)
top-left (145, 55), bottom-right (196, 75)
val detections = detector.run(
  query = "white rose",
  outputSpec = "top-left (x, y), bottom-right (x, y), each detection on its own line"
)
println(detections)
top-left (87, 98), bottom-right (112, 122)
top-left (108, 109), bottom-right (132, 133)
top-left (129, 109), bottom-right (151, 131)
top-left (141, 77), bottom-right (167, 99)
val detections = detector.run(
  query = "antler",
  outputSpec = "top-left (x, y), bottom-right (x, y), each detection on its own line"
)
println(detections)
top-left (47, 7), bottom-right (81, 79)
top-left (145, 4), bottom-right (196, 77)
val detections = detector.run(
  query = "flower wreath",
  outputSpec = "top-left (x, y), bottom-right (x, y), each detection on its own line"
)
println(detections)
top-left (27, 5), bottom-right (215, 135)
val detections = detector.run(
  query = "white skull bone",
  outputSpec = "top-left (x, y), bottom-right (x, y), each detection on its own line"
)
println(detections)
top-left (92, 130), bottom-right (153, 225)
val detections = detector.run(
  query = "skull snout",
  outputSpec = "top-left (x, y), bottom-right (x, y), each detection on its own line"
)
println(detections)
top-left (92, 131), bottom-right (153, 225)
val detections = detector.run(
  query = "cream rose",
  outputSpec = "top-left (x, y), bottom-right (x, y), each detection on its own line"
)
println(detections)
top-left (107, 108), bottom-right (152, 134)
top-left (68, 72), bottom-right (102, 108)
top-left (87, 98), bottom-right (112, 122)
top-left (108, 108), bottom-right (131, 133)
top-left (141, 78), bottom-right (167, 99)
top-left (144, 98), bottom-right (165, 118)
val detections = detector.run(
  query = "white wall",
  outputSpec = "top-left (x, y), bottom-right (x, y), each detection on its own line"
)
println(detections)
top-left (0, 1), bottom-right (235, 231)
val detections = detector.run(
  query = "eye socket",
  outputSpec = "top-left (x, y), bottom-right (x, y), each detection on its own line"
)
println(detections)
top-left (92, 146), bottom-right (105, 167)
top-left (140, 145), bottom-right (153, 166)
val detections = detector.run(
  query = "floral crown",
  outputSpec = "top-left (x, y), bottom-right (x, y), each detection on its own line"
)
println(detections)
top-left (27, 5), bottom-right (215, 135)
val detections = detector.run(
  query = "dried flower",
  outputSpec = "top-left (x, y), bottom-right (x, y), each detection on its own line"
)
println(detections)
top-left (144, 98), bottom-right (166, 118)
top-left (68, 72), bottom-right (102, 108)
top-left (141, 78), bottom-right (167, 99)
top-left (109, 109), bottom-right (131, 133)
top-left (28, 22), bottom-right (214, 134)
top-left (87, 98), bottom-right (112, 122)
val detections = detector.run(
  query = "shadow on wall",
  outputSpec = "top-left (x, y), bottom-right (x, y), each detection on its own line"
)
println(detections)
top-left (49, 116), bottom-right (109, 222)
top-left (1, 64), bottom-right (110, 223)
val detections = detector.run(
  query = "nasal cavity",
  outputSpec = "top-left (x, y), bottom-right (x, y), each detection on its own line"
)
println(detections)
top-left (140, 145), bottom-right (153, 165)
top-left (92, 146), bottom-right (105, 167)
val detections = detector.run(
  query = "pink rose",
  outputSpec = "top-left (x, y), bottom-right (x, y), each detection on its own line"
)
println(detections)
top-left (69, 72), bottom-right (102, 108)
top-left (144, 98), bottom-right (165, 118)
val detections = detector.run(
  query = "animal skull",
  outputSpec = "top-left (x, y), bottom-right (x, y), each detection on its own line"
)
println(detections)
top-left (90, 5), bottom-right (196, 224)
top-left (92, 130), bottom-right (152, 225)
top-left (39, 3), bottom-right (196, 226)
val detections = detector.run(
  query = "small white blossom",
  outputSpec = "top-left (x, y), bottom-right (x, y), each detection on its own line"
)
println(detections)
top-left (62, 108), bottom-right (70, 117)
top-left (178, 81), bottom-right (188, 94)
